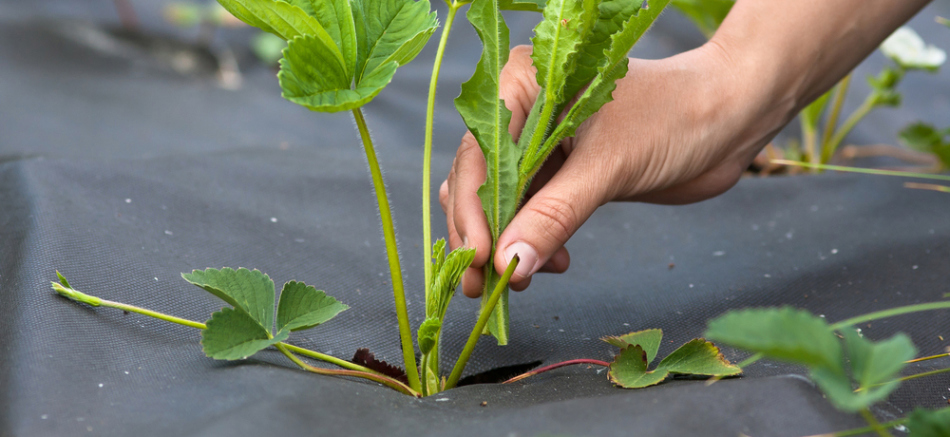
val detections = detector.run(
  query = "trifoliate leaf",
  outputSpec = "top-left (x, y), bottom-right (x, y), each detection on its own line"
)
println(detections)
top-left (201, 307), bottom-right (289, 360)
top-left (705, 307), bottom-right (844, 374)
top-left (455, 0), bottom-right (520, 345)
top-left (216, 0), bottom-right (344, 68)
top-left (351, 0), bottom-right (438, 81)
top-left (304, 0), bottom-right (359, 78)
top-left (602, 328), bottom-right (663, 363)
top-left (608, 345), bottom-right (669, 388)
top-left (906, 407), bottom-right (950, 437)
top-left (670, 0), bottom-right (733, 39)
top-left (656, 338), bottom-right (742, 377)
top-left (279, 33), bottom-right (393, 112)
top-left (900, 122), bottom-right (943, 152)
top-left (417, 317), bottom-right (442, 355)
top-left (276, 281), bottom-right (348, 333)
top-left (182, 267), bottom-right (276, 330)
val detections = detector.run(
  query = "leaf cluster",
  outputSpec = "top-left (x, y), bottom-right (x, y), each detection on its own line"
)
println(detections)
top-left (705, 307), bottom-right (917, 412)
top-left (182, 267), bottom-right (347, 359)
top-left (604, 329), bottom-right (741, 388)
top-left (455, 0), bottom-right (670, 345)
top-left (216, 0), bottom-right (439, 112)
top-left (899, 122), bottom-right (950, 169)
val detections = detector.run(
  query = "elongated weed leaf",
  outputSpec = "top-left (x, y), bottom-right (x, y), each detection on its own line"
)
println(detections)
top-left (705, 307), bottom-right (844, 373)
top-left (455, 0), bottom-right (520, 345)
top-left (656, 338), bottom-right (742, 376)
top-left (906, 407), bottom-right (950, 437)
top-left (800, 88), bottom-right (833, 129)
top-left (276, 281), bottom-right (348, 333)
top-left (202, 307), bottom-right (289, 360)
top-left (608, 345), bottom-right (669, 388)
top-left (531, 0), bottom-right (598, 105)
top-left (182, 267), bottom-right (276, 330)
top-left (428, 246), bottom-right (476, 318)
top-left (602, 328), bottom-right (663, 363)
top-left (499, 0), bottom-right (545, 12)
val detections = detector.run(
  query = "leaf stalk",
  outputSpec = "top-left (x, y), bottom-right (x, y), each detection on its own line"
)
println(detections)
top-left (503, 358), bottom-right (610, 384)
top-left (352, 107), bottom-right (422, 392)
top-left (276, 343), bottom-right (421, 397)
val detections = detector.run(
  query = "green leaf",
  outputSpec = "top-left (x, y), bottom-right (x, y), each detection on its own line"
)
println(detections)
top-left (417, 317), bottom-right (442, 355)
top-left (431, 238), bottom-right (447, 276)
top-left (499, 0), bottom-right (545, 12)
top-left (455, 0), bottom-right (520, 345)
top-left (670, 0), bottom-right (733, 39)
top-left (561, 0), bottom-right (644, 102)
top-left (56, 271), bottom-right (72, 289)
top-left (304, 0), bottom-right (359, 78)
top-left (899, 122), bottom-right (943, 152)
top-left (608, 345), bottom-right (669, 388)
top-left (216, 0), bottom-right (344, 67)
top-left (531, 0), bottom-right (598, 106)
top-left (906, 407), bottom-right (950, 437)
top-left (276, 281), bottom-right (348, 333)
top-left (182, 267), bottom-right (276, 330)
top-left (532, 0), bottom-right (670, 174)
top-left (656, 338), bottom-right (742, 376)
top-left (602, 328), bottom-right (663, 363)
top-left (201, 307), bottom-right (289, 360)
top-left (351, 0), bottom-right (438, 81)
top-left (427, 246), bottom-right (476, 318)
top-left (704, 307), bottom-right (844, 373)
top-left (279, 34), bottom-right (395, 112)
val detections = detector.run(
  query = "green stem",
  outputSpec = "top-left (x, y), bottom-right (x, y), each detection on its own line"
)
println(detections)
top-left (803, 418), bottom-right (908, 437)
top-left (859, 366), bottom-right (950, 391)
top-left (820, 74), bottom-right (851, 154)
top-left (352, 107), bottom-right (421, 392)
top-left (99, 297), bottom-right (207, 330)
top-left (770, 160), bottom-right (950, 182)
top-left (445, 255), bottom-right (520, 389)
top-left (823, 94), bottom-right (876, 164)
top-left (423, 2), bottom-right (461, 291)
top-left (801, 114), bottom-right (818, 168)
top-left (860, 408), bottom-right (893, 437)
top-left (830, 301), bottom-right (950, 330)
top-left (276, 343), bottom-right (420, 397)
top-left (907, 352), bottom-right (950, 363)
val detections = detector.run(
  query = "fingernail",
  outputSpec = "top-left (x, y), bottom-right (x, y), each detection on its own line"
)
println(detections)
top-left (504, 242), bottom-right (538, 280)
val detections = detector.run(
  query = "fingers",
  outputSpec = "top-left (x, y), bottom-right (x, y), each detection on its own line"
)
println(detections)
top-left (494, 146), bottom-right (615, 288)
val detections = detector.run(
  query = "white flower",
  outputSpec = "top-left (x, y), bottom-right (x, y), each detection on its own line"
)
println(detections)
top-left (880, 27), bottom-right (946, 70)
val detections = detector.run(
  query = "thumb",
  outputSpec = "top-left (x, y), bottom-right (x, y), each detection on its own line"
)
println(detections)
top-left (493, 150), bottom-right (613, 285)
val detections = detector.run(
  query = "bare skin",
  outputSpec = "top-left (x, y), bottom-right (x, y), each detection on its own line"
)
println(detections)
top-left (441, 0), bottom-right (932, 297)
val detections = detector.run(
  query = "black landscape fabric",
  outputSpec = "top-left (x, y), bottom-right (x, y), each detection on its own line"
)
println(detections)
top-left (2, 1), bottom-right (950, 436)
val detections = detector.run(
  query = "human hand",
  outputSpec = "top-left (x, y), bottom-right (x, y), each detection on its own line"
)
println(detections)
top-left (440, 43), bottom-right (792, 297)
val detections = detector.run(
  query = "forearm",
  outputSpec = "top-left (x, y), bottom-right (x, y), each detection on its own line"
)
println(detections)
top-left (713, 0), bottom-right (930, 119)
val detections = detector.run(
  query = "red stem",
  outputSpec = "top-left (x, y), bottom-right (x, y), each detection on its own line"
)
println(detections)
top-left (503, 359), bottom-right (611, 384)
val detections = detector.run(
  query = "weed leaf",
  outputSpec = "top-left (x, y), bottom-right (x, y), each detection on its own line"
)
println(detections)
top-left (800, 88), bottom-right (833, 129)
top-left (499, 0), bottom-right (545, 12)
top-left (352, 0), bottom-right (438, 82)
top-left (608, 345), bottom-right (669, 388)
top-left (531, 0), bottom-right (597, 106)
top-left (670, 0), bottom-right (732, 38)
top-left (417, 317), bottom-right (441, 355)
top-left (351, 348), bottom-right (410, 384)
top-left (602, 328), bottom-right (663, 363)
top-left (906, 407), bottom-right (950, 437)
top-left (427, 246), bottom-right (476, 318)
top-left (534, 0), bottom-right (669, 172)
top-left (656, 338), bottom-right (742, 376)
top-left (455, 0), bottom-right (520, 345)
top-left (202, 307), bottom-right (289, 360)
top-left (182, 267), bottom-right (276, 331)
top-left (276, 281), bottom-right (348, 333)
top-left (705, 307), bottom-right (844, 373)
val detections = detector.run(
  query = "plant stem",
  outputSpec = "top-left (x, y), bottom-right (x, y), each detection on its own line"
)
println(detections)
top-left (801, 114), bottom-right (818, 168)
top-left (906, 352), bottom-right (950, 364)
top-left (830, 301), bottom-right (950, 330)
top-left (799, 418), bottom-right (908, 437)
top-left (770, 160), bottom-right (950, 182)
top-left (503, 359), bottom-right (610, 384)
top-left (423, 2), bottom-right (461, 291)
top-left (858, 366), bottom-right (950, 392)
top-left (823, 95), bottom-right (875, 164)
top-left (445, 255), bottom-right (519, 389)
top-left (860, 408), bottom-right (893, 437)
top-left (57, 290), bottom-right (378, 374)
top-left (276, 343), bottom-right (421, 397)
top-left (352, 107), bottom-right (422, 392)
top-left (904, 182), bottom-right (950, 193)
top-left (820, 75), bottom-right (851, 155)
